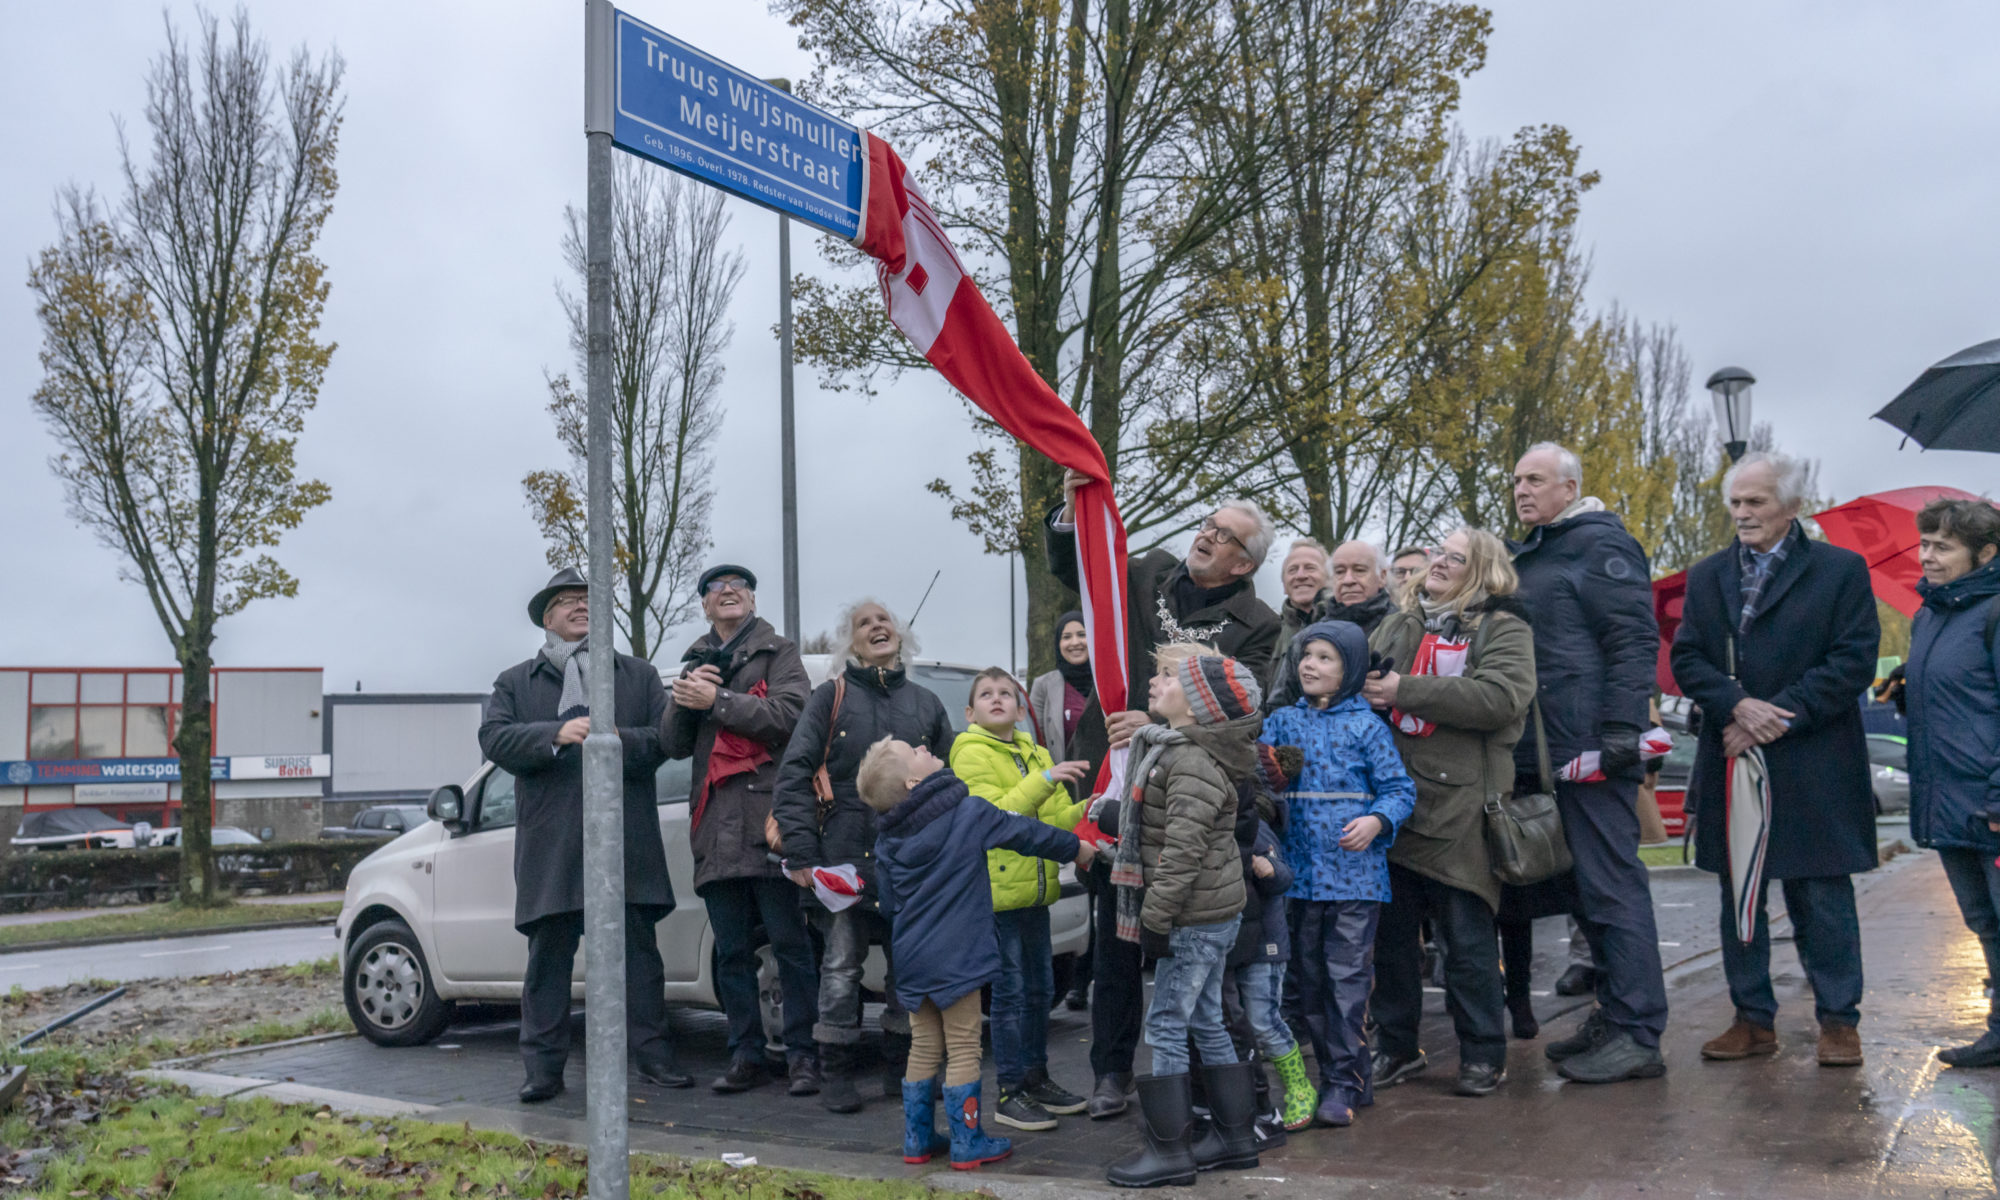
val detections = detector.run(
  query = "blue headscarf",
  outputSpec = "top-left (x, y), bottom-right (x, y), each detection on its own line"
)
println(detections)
top-left (1292, 619), bottom-right (1370, 708)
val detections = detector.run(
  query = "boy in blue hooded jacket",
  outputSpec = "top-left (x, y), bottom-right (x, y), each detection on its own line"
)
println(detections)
top-left (858, 736), bottom-right (1095, 1170)
top-left (1260, 620), bottom-right (1415, 1127)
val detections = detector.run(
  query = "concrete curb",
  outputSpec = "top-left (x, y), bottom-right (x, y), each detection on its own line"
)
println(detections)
top-left (154, 1029), bottom-right (358, 1068)
top-left (0, 915), bottom-right (334, 956)
top-left (140, 1067), bottom-right (438, 1117)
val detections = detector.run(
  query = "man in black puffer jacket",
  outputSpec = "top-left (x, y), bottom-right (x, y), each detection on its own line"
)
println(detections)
top-left (1508, 442), bottom-right (1669, 1085)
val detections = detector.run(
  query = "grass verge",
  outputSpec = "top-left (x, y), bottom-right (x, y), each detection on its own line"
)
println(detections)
top-left (0, 900), bottom-right (341, 949)
top-left (2, 1080), bottom-right (935, 1198)
top-left (1639, 844), bottom-right (1690, 867)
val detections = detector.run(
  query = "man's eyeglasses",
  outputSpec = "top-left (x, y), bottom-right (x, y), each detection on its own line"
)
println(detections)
top-left (1198, 517), bottom-right (1244, 550)
top-left (703, 577), bottom-right (752, 596)
top-left (549, 593), bottom-right (589, 611)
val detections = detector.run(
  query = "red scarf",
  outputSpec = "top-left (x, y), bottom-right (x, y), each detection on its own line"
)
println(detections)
top-left (690, 679), bottom-right (770, 837)
top-left (1392, 633), bottom-right (1470, 737)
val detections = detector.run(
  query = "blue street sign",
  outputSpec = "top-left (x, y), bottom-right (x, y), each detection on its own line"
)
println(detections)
top-left (608, 9), bottom-right (864, 239)
top-left (2, 757), bottom-right (229, 787)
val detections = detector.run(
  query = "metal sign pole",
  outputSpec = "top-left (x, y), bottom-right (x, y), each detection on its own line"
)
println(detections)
top-left (581, 3), bottom-right (629, 1197)
top-left (778, 210), bottom-right (801, 645)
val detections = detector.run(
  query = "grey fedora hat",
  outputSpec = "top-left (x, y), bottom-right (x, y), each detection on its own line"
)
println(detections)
top-left (527, 566), bottom-right (588, 628)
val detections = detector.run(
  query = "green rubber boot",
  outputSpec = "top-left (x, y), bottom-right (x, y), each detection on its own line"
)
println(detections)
top-left (1272, 1044), bottom-right (1318, 1131)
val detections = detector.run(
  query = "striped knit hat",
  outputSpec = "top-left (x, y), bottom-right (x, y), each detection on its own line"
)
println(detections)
top-left (1176, 654), bottom-right (1262, 725)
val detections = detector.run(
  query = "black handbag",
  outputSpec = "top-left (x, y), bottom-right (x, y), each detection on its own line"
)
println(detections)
top-left (1484, 698), bottom-right (1574, 886)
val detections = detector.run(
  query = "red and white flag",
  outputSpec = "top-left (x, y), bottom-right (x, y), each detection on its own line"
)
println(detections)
top-left (852, 133), bottom-right (1131, 810)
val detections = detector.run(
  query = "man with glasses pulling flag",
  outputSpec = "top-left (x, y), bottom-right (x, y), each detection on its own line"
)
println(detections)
top-left (479, 566), bottom-right (689, 1104)
top-left (1671, 451), bottom-right (1880, 1069)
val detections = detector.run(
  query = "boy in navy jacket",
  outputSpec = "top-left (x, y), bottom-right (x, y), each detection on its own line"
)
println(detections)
top-left (858, 736), bottom-right (1095, 1170)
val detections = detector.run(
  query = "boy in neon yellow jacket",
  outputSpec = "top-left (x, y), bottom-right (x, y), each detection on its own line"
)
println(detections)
top-left (949, 667), bottom-right (1092, 1131)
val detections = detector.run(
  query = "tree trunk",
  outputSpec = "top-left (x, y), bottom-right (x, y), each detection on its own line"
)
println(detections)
top-left (174, 643), bottom-right (219, 906)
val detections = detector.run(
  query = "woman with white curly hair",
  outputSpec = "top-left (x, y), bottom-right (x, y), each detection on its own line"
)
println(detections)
top-left (772, 597), bottom-right (954, 1114)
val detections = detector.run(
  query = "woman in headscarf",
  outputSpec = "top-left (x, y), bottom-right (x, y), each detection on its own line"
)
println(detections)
top-left (1361, 528), bottom-right (1537, 1097)
top-left (1029, 611), bottom-right (1108, 1010)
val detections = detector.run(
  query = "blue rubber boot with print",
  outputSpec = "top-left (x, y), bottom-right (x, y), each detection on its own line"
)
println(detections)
top-left (902, 1079), bottom-right (949, 1163)
top-left (943, 1080), bottom-right (1012, 1170)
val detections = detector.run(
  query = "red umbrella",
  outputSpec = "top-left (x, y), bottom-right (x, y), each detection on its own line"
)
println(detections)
top-left (1811, 486), bottom-right (1983, 616)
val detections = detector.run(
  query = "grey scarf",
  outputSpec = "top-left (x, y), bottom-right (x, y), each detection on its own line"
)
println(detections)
top-left (1111, 723), bottom-right (1188, 944)
top-left (542, 632), bottom-right (589, 717)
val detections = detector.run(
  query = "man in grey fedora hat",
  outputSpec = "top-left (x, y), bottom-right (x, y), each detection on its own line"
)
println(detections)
top-left (478, 566), bottom-right (689, 1102)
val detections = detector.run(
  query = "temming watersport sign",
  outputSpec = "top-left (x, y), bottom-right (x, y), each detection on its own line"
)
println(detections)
top-left (606, 8), bottom-right (864, 238)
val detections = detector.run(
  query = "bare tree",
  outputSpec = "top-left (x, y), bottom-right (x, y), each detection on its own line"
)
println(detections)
top-left (523, 159), bottom-right (744, 660)
top-left (27, 10), bottom-right (341, 905)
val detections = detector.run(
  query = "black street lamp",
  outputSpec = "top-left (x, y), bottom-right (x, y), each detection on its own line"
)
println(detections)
top-left (1705, 366), bottom-right (1756, 463)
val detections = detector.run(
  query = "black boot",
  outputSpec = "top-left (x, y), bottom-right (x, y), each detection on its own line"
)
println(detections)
top-left (1105, 1073), bottom-right (1198, 1188)
top-left (880, 1031), bottom-right (912, 1099)
top-left (519, 1061), bottom-right (565, 1104)
top-left (819, 1045), bottom-right (863, 1114)
top-left (1189, 1060), bottom-right (1260, 1172)
top-left (1088, 1072), bottom-right (1132, 1119)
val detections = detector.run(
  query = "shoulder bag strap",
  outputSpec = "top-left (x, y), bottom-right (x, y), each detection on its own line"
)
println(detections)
top-left (1530, 696), bottom-right (1554, 795)
top-left (823, 675), bottom-right (846, 758)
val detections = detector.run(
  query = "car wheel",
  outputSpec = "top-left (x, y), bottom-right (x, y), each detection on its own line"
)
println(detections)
top-left (345, 919), bottom-right (452, 1047)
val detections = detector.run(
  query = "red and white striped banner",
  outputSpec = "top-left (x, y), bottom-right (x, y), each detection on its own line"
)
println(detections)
top-left (851, 132), bottom-right (1131, 730)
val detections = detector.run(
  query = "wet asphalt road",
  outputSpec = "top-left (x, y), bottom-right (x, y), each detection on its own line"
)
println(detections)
top-left (164, 854), bottom-right (2000, 1197)
top-left (0, 923), bottom-right (338, 991)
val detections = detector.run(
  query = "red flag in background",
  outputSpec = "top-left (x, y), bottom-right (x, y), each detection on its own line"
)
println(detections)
top-left (851, 133), bottom-right (1132, 783)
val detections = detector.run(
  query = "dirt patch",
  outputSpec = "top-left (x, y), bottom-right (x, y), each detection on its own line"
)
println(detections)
top-left (0, 962), bottom-right (343, 1053)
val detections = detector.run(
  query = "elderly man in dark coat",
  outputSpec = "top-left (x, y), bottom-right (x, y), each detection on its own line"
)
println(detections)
top-left (479, 567), bottom-right (685, 1103)
top-left (662, 564), bottom-right (818, 1096)
top-left (1045, 468), bottom-right (1282, 1119)
top-left (1672, 452), bottom-right (1880, 1069)
top-left (1508, 442), bottom-right (1669, 1085)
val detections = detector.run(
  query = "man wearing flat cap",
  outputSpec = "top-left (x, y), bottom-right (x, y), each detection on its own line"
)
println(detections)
top-left (662, 563), bottom-right (818, 1096)
top-left (478, 566), bottom-right (688, 1103)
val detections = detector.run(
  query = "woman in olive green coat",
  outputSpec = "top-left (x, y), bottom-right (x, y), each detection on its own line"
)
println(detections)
top-left (1361, 529), bottom-right (1537, 1097)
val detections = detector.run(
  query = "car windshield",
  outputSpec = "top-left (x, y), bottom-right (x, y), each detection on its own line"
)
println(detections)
top-left (210, 827), bottom-right (261, 846)
top-left (1866, 738), bottom-right (1906, 771)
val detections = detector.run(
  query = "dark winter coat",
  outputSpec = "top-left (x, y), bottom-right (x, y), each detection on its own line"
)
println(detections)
top-left (661, 618), bottom-right (811, 893)
top-left (1231, 813), bottom-right (1294, 966)
top-left (1509, 510), bottom-right (1658, 772)
top-left (479, 649), bottom-right (672, 930)
top-left (1045, 504), bottom-right (1282, 717)
top-left (876, 770), bottom-right (1082, 1012)
top-left (771, 661), bottom-right (954, 909)
top-left (1671, 531), bottom-right (1881, 879)
top-left (1368, 596), bottom-right (1537, 912)
top-left (1905, 557), bottom-right (2000, 853)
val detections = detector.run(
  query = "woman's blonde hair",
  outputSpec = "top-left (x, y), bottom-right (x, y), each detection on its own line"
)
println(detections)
top-left (1403, 528), bottom-right (1517, 617)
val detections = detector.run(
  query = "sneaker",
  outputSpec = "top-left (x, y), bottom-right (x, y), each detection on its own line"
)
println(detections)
top-left (993, 1090), bottom-right (1057, 1131)
top-left (1940, 1031), bottom-right (2000, 1069)
top-left (1312, 1092), bottom-right (1355, 1127)
top-left (1369, 1048), bottom-right (1428, 1089)
top-left (1454, 1062), bottom-right (1506, 1097)
top-left (1555, 1030), bottom-right (1666, 1084)
top-left (1019, 1068), bottom-right (1088, 1115)
top-left (1545, 1007), bottom-right (1612, 1062)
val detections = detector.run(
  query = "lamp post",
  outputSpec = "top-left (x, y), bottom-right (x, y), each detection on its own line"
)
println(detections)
top-left (1705, 366), bottom-right (1756, 463)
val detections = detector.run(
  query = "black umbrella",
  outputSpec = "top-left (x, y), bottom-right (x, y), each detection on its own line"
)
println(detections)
top-left (1874, 337), bottom-right (2000, 451)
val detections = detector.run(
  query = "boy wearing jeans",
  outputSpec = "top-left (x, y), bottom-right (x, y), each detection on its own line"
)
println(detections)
top-left (949, 668), bottom-right (1094, 1129)
top-left (859, 737), bottom-right (1094, 1170)
top-left (1093, 647), bottom-right (1263, 1188)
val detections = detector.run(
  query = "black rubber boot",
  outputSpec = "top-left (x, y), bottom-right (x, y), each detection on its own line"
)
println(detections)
top-left (880, 1031), bottom-right (912, 1099)
top-left (1105, 1073), bottom-right (1198, 1188)
top-left (818, 1045), bottom-right (863, 1114)
top-left (1189, 1060), bottom-right (1260, 1172)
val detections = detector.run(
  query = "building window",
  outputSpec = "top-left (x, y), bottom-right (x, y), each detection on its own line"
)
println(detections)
top-left (28, 706), bottom-right (78, 759)
top-left (79, 707), bottom-right (124, 758)
top-left (126, 707), bottom-right (170, 757)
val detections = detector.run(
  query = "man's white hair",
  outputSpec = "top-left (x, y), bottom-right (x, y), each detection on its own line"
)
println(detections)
top-left (1723, 450), bottom-right (1811, 510)
top-left (1524, 441), bottom-right (1584, 491)
top-left (1283, 537), bottom-right (1330, 567)
top-left (1333, 539), bottom-right (1391, 574)
top-left (1216, 498), bottom-right (1277, 567)
top-left (832, 596), bottom-right (920, 671)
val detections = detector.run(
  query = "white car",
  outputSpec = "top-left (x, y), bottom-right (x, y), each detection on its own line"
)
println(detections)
top-left (335, 659), bottom-right (1089, 1048)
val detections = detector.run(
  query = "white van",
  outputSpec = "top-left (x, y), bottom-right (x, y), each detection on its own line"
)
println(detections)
top-left (335, 658), bottom-right (1089, 1047)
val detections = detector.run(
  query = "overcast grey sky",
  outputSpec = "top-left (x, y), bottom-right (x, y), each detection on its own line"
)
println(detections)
top-left (3, 1), bottom-right (1996, 694)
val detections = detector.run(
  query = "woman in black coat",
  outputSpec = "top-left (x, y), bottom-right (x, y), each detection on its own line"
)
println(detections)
top-left (772, 598), bottom-right (953, 1113)
top-left (1671, 458), bottom-right (1880, 1064)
